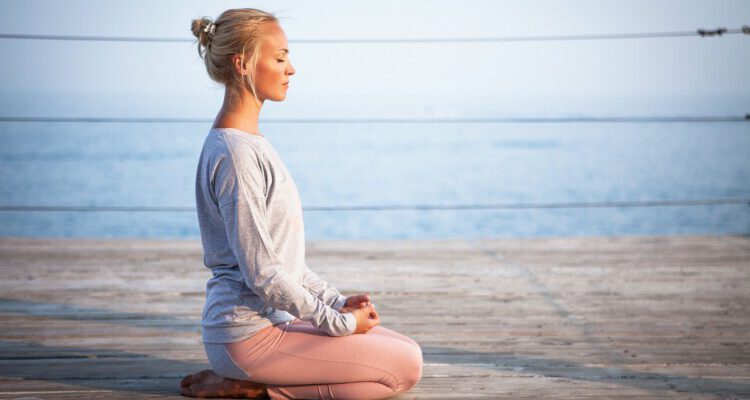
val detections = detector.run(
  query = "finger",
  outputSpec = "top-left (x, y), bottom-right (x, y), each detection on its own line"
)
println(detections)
top-left (354, 295), bottom-right (369, 306)
top-left (367, 304), bottom-right (380, 319)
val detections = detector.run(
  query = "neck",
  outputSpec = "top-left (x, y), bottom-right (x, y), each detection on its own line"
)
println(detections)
top-left (212, 88), bottom-right (264, 136)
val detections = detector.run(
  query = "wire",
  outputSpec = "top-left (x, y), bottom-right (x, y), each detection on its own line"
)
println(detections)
top-left (1, 199), bottom-right (747, 213)
top-left (0, 116), bottom-right (746, 124)
top-left (0, 26), bottom-right (747, 43)
top-left (0, 33), bottom-right (189, 42)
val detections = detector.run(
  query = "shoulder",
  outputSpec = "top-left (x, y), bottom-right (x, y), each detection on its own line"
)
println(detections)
top-left (207, 130), bottom-right (270, 201)
top-left (205, 130), bottom-right (268, 172)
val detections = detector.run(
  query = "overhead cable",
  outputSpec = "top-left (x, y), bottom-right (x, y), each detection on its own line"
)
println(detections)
top-left (0, 26), bottom-right (747, 43)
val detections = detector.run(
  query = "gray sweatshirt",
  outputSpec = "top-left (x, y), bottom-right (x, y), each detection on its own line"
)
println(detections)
top-left (195, 127), bottom-right (356, 343)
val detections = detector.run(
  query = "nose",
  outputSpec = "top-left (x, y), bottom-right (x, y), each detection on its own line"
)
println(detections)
top-left (287, 61), bottom-right (295, 76)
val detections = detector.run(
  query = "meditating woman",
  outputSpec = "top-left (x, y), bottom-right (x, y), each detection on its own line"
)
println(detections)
top-left (181, 8), bottom-right (423, 399)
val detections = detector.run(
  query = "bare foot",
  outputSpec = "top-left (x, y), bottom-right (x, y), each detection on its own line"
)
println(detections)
top-left (180, 369), bottom-right (268, 398)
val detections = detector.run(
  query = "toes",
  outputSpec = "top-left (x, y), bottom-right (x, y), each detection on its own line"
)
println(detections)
top-left (180, 374), bottom-right (193, 387)
top-left (179, 369), bottom-right (240, 398)
top-left (180, 370), bottom-right (210, 387)
top-left (189, 382), bottom-right (203, 397)
top-left (180, 383), bottom-right (194, 397)
top-left (179, 370), bottom-right (214, 397)
top-left (190, 381), bottom-right (225, 398)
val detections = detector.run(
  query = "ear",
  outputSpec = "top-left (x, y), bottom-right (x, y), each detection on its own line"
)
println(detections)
top-left (231, 53), bottom-right (248, 76)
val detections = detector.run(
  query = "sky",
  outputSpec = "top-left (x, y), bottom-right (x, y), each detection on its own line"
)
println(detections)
top-left (0, 0), bottom-right (749, 119)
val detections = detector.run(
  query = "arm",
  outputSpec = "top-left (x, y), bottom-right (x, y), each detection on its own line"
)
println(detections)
top-left (301, 262), bottom-right (348, 311)
top-left (214, 148), bottom-right (356, 336)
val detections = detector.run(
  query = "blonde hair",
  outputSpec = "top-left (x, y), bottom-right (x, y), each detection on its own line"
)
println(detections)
top-left (191, 8), bottom-right (278, 108)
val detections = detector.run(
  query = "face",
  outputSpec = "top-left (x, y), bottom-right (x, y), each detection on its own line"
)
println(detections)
top-left (246, 21), bottom-right (295, 102)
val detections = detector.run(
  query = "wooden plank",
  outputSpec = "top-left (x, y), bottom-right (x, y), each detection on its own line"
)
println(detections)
top-left (0, 235), bottom-right (748, 398)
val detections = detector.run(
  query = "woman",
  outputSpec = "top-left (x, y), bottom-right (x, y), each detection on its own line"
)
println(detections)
top-left (181, 8), bottom-right (423, 399)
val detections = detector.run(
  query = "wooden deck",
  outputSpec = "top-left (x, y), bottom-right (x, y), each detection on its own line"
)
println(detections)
top-left (0, 235), bottom-right (748, 399)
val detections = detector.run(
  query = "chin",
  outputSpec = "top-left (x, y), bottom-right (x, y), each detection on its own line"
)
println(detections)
top-left (256, 90), bottom-right (287, 102)
top-left (262, 92), bottom-right (287, 102)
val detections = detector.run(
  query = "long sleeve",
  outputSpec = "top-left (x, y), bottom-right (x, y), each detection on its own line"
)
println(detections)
top-left (214, 141), bottom-right (356, 337)
top-left (301, 262), bottom-right (348, 311)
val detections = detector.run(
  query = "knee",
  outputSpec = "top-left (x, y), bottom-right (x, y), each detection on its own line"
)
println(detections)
top-left (397, 341), bottom-right (423, 392)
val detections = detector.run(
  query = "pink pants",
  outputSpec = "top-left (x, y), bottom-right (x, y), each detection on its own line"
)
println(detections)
top-left (204, 318), bottom-right (423, 400)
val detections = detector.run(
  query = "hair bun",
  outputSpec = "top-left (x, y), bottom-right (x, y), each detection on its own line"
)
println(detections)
top-left (191, 17), bottom-right (214, 46)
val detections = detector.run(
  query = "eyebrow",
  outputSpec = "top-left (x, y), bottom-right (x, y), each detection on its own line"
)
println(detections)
top-left (276, 49), bottom-right (289, 54)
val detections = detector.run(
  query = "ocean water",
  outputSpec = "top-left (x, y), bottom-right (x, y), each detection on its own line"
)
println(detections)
top-left (0, 121), bottom-right (748, 240)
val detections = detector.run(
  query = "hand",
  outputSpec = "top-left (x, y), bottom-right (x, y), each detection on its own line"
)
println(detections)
top-left (350, 303), bottom-right (380, 334)
top-left (338, 294), bottom-right (371, 314)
